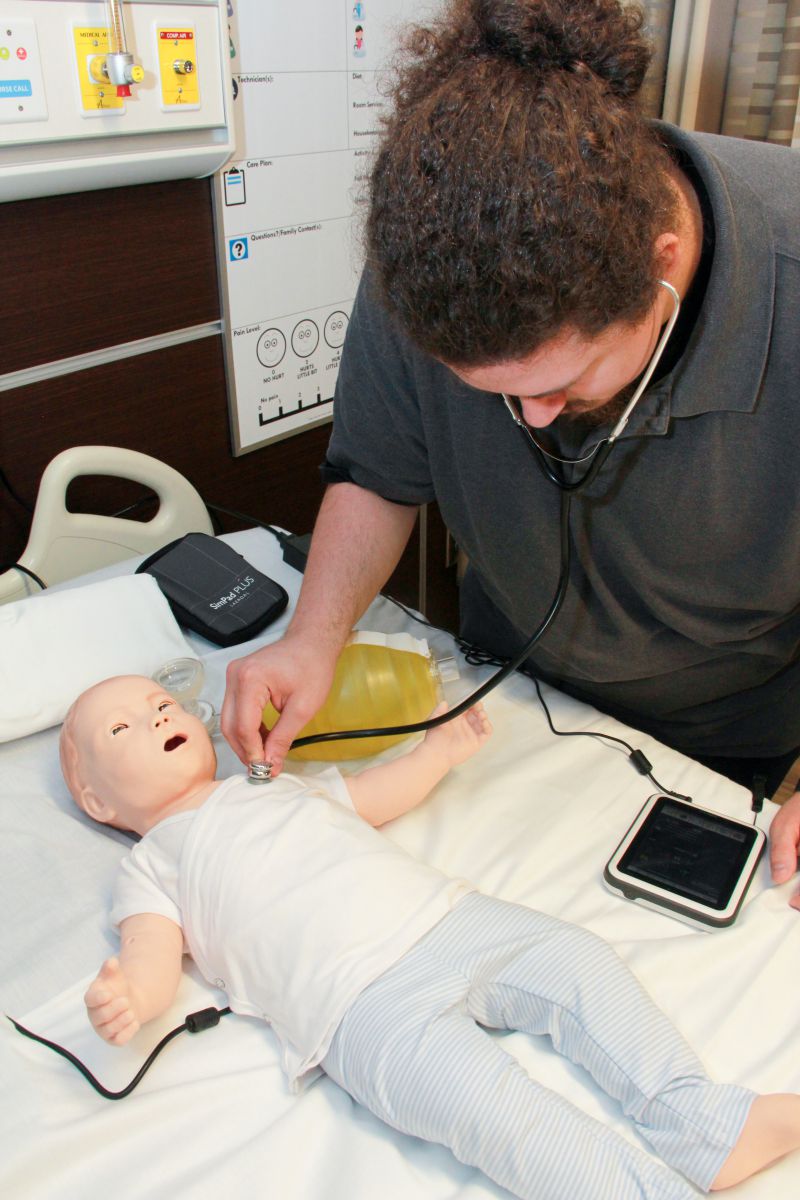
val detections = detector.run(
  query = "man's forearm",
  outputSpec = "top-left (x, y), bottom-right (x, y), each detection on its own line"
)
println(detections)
top-left (289, 483), bottom-right (419, 652)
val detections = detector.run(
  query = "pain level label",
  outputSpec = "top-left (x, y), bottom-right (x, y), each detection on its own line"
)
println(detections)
top-left (157, 28), bottom-right (200, 110)
top-left (73, 27), bottom-right (124, 113)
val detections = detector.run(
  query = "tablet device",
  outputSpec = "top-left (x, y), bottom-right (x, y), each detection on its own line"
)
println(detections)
top-left (603, 795), bottom-right (766, 930)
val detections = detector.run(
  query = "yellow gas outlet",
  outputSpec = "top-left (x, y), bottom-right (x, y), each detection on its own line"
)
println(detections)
top-left (73, 27), bottom-right (124, 112)
top-left (156, 27), bottom-right (200, 109)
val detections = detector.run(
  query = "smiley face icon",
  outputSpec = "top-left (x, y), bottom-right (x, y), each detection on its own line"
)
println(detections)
top-left (257, 328), bottom-right (287, 369)
top-left (324, 310), bottom-right (349, 350)
top-left (291, 319), bottom-right (319, 359)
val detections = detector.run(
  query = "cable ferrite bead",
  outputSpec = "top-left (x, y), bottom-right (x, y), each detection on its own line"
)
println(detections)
top-left (629, 750), bottom-right (653, 775)
top-left (186, 1007), bottom-right (226, 1033)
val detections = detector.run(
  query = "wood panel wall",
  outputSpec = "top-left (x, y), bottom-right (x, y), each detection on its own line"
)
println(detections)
top-left (0, 176), bottom-right (440, 615)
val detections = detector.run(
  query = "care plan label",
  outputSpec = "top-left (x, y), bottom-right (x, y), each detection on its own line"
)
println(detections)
top-left (215, 1), bottom-right (439, 454)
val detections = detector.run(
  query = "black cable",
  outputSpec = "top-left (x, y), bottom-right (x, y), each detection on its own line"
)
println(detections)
top-left (3, 495), bottom-right (164, 593)
top-left (205, 501), bottom-right (286, 542)
top-left (109, 495), bottom-right (159, 520)
top-left (7, 1006), bottom-right (231, 1100)
top-left (531, 674), bottom-right (642, 756)
top-left (0, 562), bottom-right (47, 591)
top-left (381, 591), bottom-right (442, 634)
top-left (450, 635), bottom-right (692, 800)
top-left (529, 675), bottom-right (693, 804)
top-left (0, 466), bottom-right (33, 513)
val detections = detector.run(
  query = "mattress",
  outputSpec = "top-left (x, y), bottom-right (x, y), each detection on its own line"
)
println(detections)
top-left (1, 528), bottom-right (798, 1199)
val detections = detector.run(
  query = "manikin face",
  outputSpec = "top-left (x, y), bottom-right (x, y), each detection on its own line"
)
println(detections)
top-left (61, 675), bottom-right (217, 835)
top-left (449, 296), bottom-right (668, 429)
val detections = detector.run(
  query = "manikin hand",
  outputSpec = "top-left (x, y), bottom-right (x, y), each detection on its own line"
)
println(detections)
top-left (769, 790), bottom-right (800, 910)
top-left (422, 701), bottom-right (493, 768)
top-left (84, 957), bottom-right (141, 1046)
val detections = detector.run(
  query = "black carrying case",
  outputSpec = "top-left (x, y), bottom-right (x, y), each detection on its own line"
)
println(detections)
top-left (136, 532), bottom-right (289, 647)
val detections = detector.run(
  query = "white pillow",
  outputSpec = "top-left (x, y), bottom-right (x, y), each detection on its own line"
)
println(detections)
top-left (0, 574), bottom-right (194, 742)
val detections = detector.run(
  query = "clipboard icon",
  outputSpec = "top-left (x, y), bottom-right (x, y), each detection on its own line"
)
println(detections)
top-left (224, 167), bottom-right (246, 206)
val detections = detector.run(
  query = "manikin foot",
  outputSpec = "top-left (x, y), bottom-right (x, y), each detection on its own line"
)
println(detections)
top-left (710, 1094), bottom-right (800, 1190)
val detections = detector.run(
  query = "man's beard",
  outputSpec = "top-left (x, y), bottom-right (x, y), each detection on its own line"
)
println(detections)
top-left (563, 379), bottom-right (639, 429)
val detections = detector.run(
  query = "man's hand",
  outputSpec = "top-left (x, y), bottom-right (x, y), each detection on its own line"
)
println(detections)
top-left (84, 957), bottom-right (141, 1046)
top-left (769, 790), bottom-right (800, 910)
top-left (221, 634), bottom-right (336, 777)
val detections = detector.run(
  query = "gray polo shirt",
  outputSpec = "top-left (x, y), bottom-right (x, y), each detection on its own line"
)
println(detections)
top-left (326, 125), bottom-right (800, 758)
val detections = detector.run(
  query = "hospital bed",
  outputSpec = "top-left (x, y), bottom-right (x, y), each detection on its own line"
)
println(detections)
top-left (1, 526), bottom-right (798, 1200)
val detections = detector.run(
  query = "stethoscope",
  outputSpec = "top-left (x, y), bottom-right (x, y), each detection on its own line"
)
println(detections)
top-left (502, 279), bottom-right (681, 493)
top-left (251, 280), bottom-right (683, 770)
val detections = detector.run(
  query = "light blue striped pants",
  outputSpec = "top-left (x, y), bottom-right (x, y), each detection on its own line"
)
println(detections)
top-left (322, 892), bottom-right (755, 1200)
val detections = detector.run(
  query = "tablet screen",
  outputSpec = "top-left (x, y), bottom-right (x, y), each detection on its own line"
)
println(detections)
top-left (617, 798), bottom-right (759, 910)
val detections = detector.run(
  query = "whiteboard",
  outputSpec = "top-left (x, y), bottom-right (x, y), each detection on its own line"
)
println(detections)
top-left (214, 1), bottom-right (438, 454)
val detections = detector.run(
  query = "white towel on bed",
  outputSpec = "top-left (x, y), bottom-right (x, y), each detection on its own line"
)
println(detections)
top-left (0, 574), bottom-right (193, 742)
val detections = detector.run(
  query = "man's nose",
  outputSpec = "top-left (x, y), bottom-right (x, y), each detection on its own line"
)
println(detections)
top-left (518, 393), bottom-right (569, 428)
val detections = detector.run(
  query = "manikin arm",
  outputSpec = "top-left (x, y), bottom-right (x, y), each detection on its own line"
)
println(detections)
top-left (84, 913), bottom-right (184, 1045)
top-left (222, 483), bottom-right (419, 774)
top-left (346, 703), bottom-right (492, 827)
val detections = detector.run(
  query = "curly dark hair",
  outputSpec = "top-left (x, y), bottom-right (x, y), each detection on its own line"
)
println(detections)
top-left (366, 0), bottom-right (680, 366)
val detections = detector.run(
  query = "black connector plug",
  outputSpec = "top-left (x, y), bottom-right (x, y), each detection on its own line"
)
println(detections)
top-left (751, 773), bottom-right (766, 816)
top-left (281, 532), bottom-right (312, 573)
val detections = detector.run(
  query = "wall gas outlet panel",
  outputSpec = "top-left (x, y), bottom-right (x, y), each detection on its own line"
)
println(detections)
top-left (73, 24), bottom-right (126, 114)
top-left (0, 1), bottom-right (234, 202)
top-left (156, 25), bottom-right (200, 110)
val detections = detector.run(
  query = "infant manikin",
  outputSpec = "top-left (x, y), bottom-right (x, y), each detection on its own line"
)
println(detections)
top-left (59, 675), bottom-right (800, 1200)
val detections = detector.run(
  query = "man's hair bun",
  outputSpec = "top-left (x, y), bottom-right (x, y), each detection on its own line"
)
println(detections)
top-left (367, 0), bottom-right (674, 363)
top-left (473, 0), bottom-right (652, 100)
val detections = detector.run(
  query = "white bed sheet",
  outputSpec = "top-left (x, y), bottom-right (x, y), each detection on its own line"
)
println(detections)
top-left (1, 528), bottom-right (798, 1199)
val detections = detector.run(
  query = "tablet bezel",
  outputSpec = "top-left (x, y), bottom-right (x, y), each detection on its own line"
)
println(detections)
top-left (603, 795), bottom-right (766, 930)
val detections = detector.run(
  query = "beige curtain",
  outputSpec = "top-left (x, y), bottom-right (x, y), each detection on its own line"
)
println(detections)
top-left (720, 0), bottom-right (800, 143)
top-left (660, 0), bottom-right (800, 145)
top-left (640, 1), bottom-right (678, 116)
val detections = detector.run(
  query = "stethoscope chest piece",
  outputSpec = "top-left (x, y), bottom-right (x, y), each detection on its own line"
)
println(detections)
top-left (247, 760), bottom-right (273, 784)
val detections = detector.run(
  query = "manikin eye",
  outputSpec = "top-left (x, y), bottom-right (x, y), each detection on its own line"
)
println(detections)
top-left (157, 700), bottom-right (174, 712)
top-left (111, 723), bottom-right (127, 736)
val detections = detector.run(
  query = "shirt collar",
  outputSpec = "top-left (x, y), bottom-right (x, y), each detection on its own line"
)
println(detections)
top-left (599, 124), bottom-right (776, 445)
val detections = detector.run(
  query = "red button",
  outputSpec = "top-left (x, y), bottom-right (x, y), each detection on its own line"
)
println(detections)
top-left (16, 46), bottom-right (27, 60)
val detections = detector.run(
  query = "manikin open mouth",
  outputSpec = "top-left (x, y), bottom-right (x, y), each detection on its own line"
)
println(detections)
top-left (164, 735), bottom-right (187, 752)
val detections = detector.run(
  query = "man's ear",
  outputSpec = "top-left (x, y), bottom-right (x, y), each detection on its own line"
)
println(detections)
top-left (78, 785), bottom-right (117, 826)
top-left (653, 231), bottom-right (680, 275)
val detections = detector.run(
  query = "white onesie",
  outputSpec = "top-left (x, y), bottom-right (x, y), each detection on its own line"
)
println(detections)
top-left (111, 770), bottom-right (472, 1086)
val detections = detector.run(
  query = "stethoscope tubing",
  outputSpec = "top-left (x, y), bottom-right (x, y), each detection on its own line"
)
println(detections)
top-left (291, 281), bottom-right (681, 748)
top-left (291, 490), bottom-right (573, 748)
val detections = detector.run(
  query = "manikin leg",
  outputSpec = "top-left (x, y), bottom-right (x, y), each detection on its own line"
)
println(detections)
top-left (323, 894), bottom-right (755, 1200)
